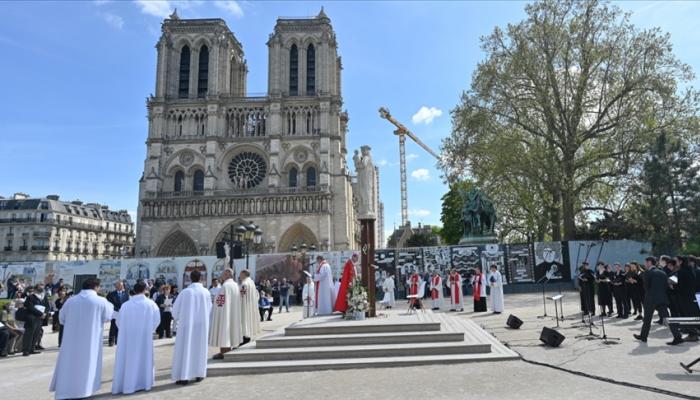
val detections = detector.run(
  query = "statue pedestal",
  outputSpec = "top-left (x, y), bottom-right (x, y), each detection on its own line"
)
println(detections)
top-left (360, 218), bottom-right (376, 318)
top-left (458, 235), bottom-right (498, 246)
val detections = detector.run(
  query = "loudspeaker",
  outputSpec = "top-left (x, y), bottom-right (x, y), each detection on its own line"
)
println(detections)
top-left (540, 327), bottom-right (565, 347)
top-left (215, 242), bottom-right (226, 259)
top-left (232, 243), bottom-right (243, 259)
top-left (506, 314), bottom-right (523, 329)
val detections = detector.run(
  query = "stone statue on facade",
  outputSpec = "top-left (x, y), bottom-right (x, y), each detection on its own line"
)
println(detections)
top-left (354, 146), bottom-right (376, 219)
top-left (459, 187), bottom-right (497, 244)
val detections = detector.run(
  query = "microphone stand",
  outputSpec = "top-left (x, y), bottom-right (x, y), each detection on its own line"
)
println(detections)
top-left (536, 275), bottom-right (551, 319)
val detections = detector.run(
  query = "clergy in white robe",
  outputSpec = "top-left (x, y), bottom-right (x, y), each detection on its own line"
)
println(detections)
top-left (381, 274), bottom-right (396, 308)
top-left (171, 270), bottom-right (211, 384)
top-left (112, 282), bottom-right (160, 395)
top-left (488, 265), bottom-right (504, 313)
top-left (447, 269), bottom-right (464, 312)
top-left (50, 278), bottom-right (113, 400)
top-left (209, 268), bottom-right (242, 358)
top-left (333, 278), bottom-right (341, 301)
top-left (314, 255), bottom-right (336, 315)
top-left (302, 276), bottom-right (315, 319)
top-left (429, 272), bottom-right (444, 310)
top-left (238, 270), bottom-right (260, 343)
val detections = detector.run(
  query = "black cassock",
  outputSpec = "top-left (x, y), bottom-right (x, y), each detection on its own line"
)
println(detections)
top-left (578, 269), bottom-right (596, 314)
top-left (596, 271), bottom-right (613, 307)
top-left (611, 271), bottom-right (628, 317)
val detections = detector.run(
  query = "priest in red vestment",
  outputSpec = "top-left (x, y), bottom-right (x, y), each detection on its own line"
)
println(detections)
top-left (333, 253), bottom-right (359, 313)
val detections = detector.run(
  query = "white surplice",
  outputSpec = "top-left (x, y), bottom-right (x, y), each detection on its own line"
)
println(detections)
top-left (448, 273), bottom-right (464, 311)
top-left (314, 260), bottom-right (336, 315)
top-left (112, 294), bottom-right (160, 395)
top-left (208, 278), bottom-right (242, 348)
top-left (381, 276), bottom-right (396, 307)
top-left (171, 282), bottom-right (211, 381)
top-left (302, 281), bottom-right (315, 318)
top-left (488, 271), bottom-right (504, 312)
top-left (239, 277), bottom-right (260, 339)
top-left (50, 289), bottom-right (113, 400)
top-left (429, 275), bottom-right (444, 309)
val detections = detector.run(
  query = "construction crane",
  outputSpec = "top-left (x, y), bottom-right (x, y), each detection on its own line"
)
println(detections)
top-left (378, 106), bottom-right (440, 228)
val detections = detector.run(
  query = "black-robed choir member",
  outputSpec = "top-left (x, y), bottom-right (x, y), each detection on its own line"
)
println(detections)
top-left (676, 256), bottom-right (699, 341)
top-left (596, 263), bottom-right (614, 316)
top-left (628, 262), bottom-right (645, 320)
top-left (578, 262), bottom-right (596, 316)
top-left (611, 263), bottom-right (629, 318)
top-left (155, 285), bottom-right (175, 339)
top-left (635, 256), bottom-right (683, 345)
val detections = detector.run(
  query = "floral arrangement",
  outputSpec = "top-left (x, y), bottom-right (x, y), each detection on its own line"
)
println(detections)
top-left (346, 276), bottom-right (369, 318)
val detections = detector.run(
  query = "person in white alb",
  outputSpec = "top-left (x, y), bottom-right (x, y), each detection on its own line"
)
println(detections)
top-left (171, 270), bottom-right (211, 385)
top-left (314, 255), bottom-right (336, 315)
top-left (50, 278), bottom-right (113, 400)
top-left (239, 270), bottom-right (260, 345)
top-left (488, 265), bottom-right (504, 314)
top-left (209, 268), bottom-right (242, 359)
top-left (111, 281), bottom-right (160, 395)
top-left (429, 271), bottom-right (444, 310)
top-left (302, 274), bottom-right (315, 319)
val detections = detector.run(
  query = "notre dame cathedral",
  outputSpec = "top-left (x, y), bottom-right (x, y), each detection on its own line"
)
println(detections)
top-left (136, 9), bottom-right (382, 257)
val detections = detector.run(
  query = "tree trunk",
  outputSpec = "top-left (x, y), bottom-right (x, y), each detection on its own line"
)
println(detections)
top-left (549, 191), bottom-right (561, 241)
top-left (561, 160), bottom-right (577, 241)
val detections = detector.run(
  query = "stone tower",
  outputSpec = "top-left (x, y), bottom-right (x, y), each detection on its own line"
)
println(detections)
top-left (136, 9), bottom-right (359, 257)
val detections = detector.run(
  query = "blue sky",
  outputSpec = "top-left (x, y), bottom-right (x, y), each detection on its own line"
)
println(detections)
top-left (1, 1), bottom-right (699, 242)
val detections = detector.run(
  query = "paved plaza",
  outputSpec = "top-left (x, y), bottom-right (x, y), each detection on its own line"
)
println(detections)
top-left (0, 292), bottom-right (698, 400)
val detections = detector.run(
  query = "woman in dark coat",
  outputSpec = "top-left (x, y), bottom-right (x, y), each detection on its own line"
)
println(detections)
top-left (596, 263), bottom-right (614, 316)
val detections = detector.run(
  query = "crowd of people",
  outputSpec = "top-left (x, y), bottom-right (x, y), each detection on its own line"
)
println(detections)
top-left (577, 255), bottom-right (700, 345)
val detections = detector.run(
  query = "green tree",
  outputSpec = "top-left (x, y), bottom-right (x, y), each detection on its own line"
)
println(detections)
top-left (406, 232), bottom-right (438, 247)
top-left (439, 181), bottom-right (473, 245)
top-left (441, 0), bottom-right (698, 240)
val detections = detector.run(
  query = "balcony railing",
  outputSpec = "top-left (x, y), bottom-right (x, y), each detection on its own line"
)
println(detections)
top-left (0, 217), bottom-right (132, 235)
top-left (31, 245), bottom-right (50, 252)
top-left (19, 246), bottom-right (28, 251)
top-left (145, 185), bottom-right (329, 200)
top-left (2, 246), bottom-right (11, 251)
top-left (33, 231), bottom-right (50, 238)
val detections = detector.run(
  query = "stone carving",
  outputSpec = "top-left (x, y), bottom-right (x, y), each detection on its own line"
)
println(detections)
top-left (179, 151), bottom-right (195, 166)
top-left (460, 188), bottom-right (497, 238)
top-left (354, 145), bottom-right (376, 219)
top-left (281, 142), bottom-right (290, 151)
top-left (163, 146), bottom-right (174, 156)
top-left (294, 149), bottom-right (308, 163)
top-left (199, 144), bottom-right (207, 154)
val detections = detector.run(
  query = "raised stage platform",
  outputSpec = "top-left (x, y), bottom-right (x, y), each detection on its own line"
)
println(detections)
top-left (208, 309), bottom-right (519, 376)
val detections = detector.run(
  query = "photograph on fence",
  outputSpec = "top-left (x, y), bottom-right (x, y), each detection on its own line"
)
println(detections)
top-left (506, 244), bottom-right (534, 283)
top-left (533, 241), bottom-right (569, 282)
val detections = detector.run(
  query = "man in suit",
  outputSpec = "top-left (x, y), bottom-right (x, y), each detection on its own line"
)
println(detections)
top-left (106, 281), bottom-right (129, 346)
top-left (22, 286), bottom-right (47, 356)
top-left (634, 256), bottom-right (684, 346)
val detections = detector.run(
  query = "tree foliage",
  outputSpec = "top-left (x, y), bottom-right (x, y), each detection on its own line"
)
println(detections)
top-left (441, 0), bottom-right (699, 241)
top-left (439, 180), bottom-right (473, 245)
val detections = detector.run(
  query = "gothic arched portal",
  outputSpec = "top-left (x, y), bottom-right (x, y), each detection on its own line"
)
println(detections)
top-left (277, 223), bottom-right (319, 253)
top-left (156, 230), bottom-right (198, 257)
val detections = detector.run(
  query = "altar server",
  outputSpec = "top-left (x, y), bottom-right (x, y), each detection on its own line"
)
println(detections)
top-left (314, 255), bottom-right (336, 315)
top-left (447, 269), bottom-right (464, 312)
top-left (471, 268), bottom-right (487, 312)
top-left (50, 278), bottom-right (113, 400)
top-left (171, 270), bottom-right (211, 385)
top-left (239, 270), bottom-right (260, 345)
top-left (381, 273), bottom-right (396, 308)
top-left (429, 271), bottom-right (444, 310)
top-left (302, 274), bottom-right (315, 318)
top-left (112, 282), bottom-right (160, 395)
top-left (209, 268), bottom-right (242, 359)
top-left (488, 265), bottom-right (504, 314)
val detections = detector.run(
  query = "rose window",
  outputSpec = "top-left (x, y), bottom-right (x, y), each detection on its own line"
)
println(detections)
top-left (228, 152), bottom-right (267, 188)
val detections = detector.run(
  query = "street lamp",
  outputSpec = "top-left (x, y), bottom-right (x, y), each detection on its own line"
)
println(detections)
top-left (236, 221), bottom-right (262, 270)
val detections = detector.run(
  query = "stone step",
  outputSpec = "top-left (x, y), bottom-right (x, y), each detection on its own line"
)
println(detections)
top-left (284, 321), bottom-right (441, 336)
top-left (224, 341), bottom-right (490, 362)
top-left (255, 331), bottom-right (465, 349)
top-left (208, 352), bottom-right (520, 376)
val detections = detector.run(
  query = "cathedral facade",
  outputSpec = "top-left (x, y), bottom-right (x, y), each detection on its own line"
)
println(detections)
top-left (135, 10), bottom-right (366, 257)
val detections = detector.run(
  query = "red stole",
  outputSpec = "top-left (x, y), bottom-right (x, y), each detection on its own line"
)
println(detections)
top-left (409, 274), bottom-right (420, 295)
top-left (431, 275), bottom-right (441, 299)
top-left (450, 274), bottom-right (461, 304)
top-left (333, 259), bottom-right (356, 313)
top-left (473, 274), bottom-right (482, 301)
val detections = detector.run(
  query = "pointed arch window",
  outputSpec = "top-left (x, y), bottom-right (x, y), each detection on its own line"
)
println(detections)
top-left (289, 44), bottom-right (298, 96)
top-left (306, 167), bottom-right (316, 188)
top-left (193, 169), bottom-right (204, 192)
top-left (178, 46), bottom-right (191, 99)
top-left (197, 45), bottom-right (209, 98)
top-left (306, 44), bottom-right (315, 95)
top-left (289, 167), bottom-right (298, 188)
top-left (174, 171), bottom-right (185, 192)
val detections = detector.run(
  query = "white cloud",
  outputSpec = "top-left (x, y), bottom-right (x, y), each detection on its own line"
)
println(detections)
top-left (135, 0), bottom-right (174, 18)
top-left (411, 106), bottom-right (443, 125)
top-left (100, 12), bottom-right (125, 29)
top-left (408, 209), bottom-right (431, 218)
top-left (406, 153), bottom-right (418, 161)
top-left (411, 168), bottom-right (430, 181)
top-left (214, 1), bottom-right (244, 18)
top-left (377, 159), bottom-right (389, 167)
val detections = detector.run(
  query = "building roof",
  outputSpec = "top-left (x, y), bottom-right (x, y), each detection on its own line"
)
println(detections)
top-left (0, 195), bottom-right (132, 224)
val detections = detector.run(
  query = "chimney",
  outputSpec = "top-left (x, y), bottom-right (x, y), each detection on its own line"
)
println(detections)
top-left (46, 195), bottom-right (60, 201)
